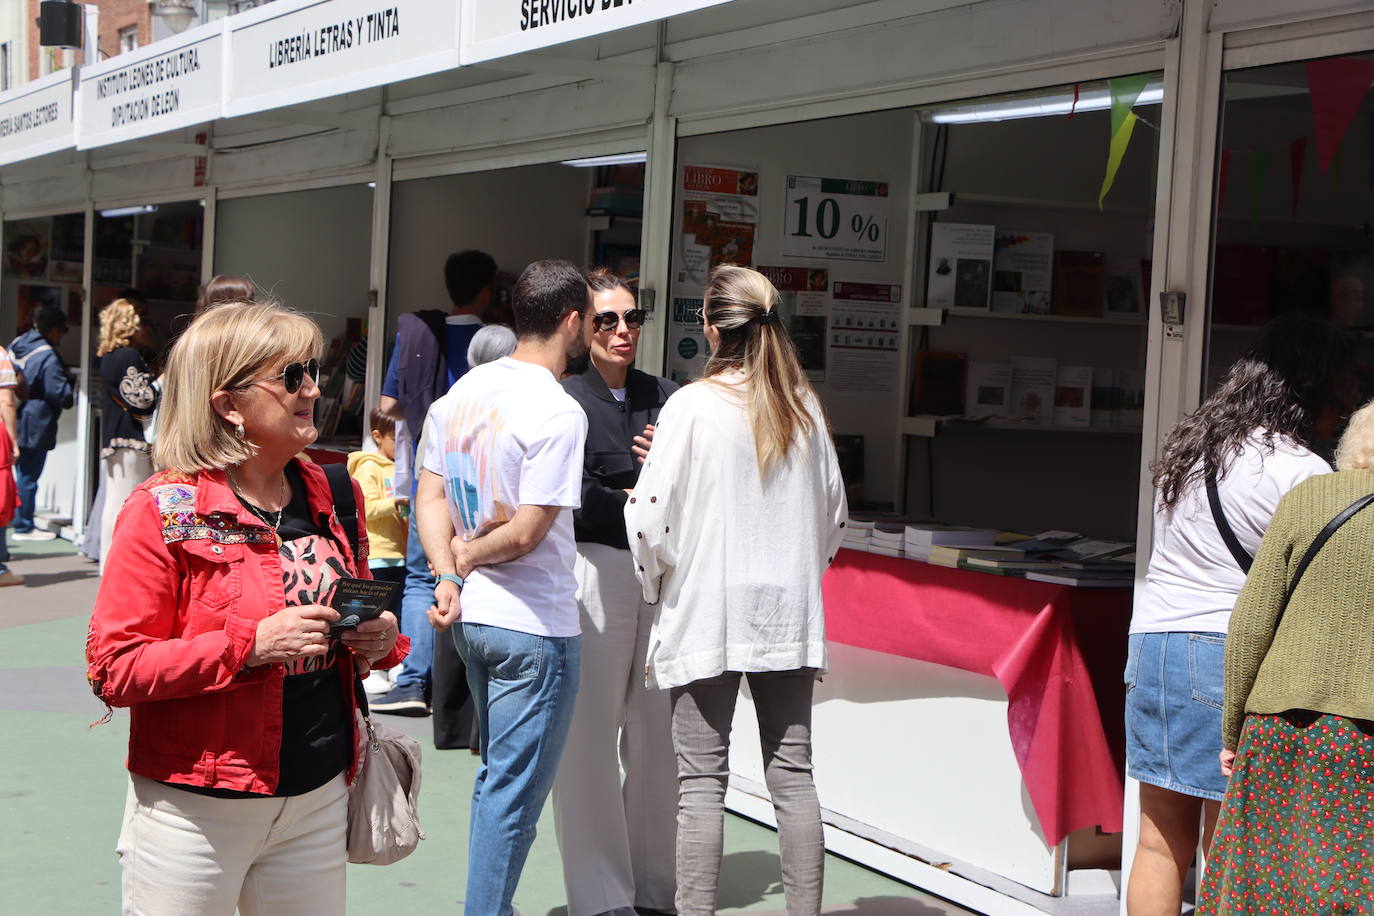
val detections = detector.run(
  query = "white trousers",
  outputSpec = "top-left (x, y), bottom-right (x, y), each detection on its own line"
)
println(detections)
top-left (99, 448), bottom-right (152, 574)
top-left (117, 773), bottom-right (348, 916)
top-left (553, 542), bottom-right (679, 915)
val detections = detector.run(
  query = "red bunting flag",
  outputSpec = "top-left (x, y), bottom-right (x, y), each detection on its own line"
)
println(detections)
top-left (1290, 136), bottom-right (1306, 221)
top-left (1306, 57), bottom-right (1374, 173)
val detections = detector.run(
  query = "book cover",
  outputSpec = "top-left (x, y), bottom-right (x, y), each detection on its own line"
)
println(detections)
top-left (1053, 366), bottom-right (1093, 427)
top-left (328, 577), bottom-right (402, 631)
top-left (1090, 367), bottom-right (1118, 428)
top-left (1117, 368), bottom-right (1146, 428)
top-left (965, 361), bottom-right (1012, 419)
top-left (1025, 570), bottom-right (1133, 588)
top-left (1009, 356), bottom-right (1057, 424)
top-left (928, 223), bottom-right (994, 310)
top-left (903, 525), bottom-right (999, 549)
top-left (992, 230), bottom-right (1054, 314)
top-left (1052, 250), bottom-right (1105, 317)
top-left (910, 351), bottom-right (967, 416)
top-left (1104, 255), bottom-right (1144, 315)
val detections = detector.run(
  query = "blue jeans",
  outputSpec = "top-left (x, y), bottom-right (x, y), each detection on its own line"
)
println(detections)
top-left (12, 447), bottom-right (47, 533)
top-left (455, 622), bottom-right (580, 916)
top-left (0, 525), bottom-right (9, 564)
top-left (393, 510), bottom-right (435, 693)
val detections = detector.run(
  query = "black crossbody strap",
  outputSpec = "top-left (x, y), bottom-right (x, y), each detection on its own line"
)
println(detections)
top-left (321, 463), bottom-right (361, 570)
top-left (1276, 492), bottom-right (1374, 628)
top-left (1206, 468), bottom-right (1254, 573)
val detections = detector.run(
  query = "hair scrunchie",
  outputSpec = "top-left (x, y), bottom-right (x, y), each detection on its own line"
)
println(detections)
top-left (755, 309), bottom-right (780, 326)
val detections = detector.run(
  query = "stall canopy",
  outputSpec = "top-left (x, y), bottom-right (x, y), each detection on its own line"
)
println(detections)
top-left (459, 0), bottom-right (738, 64)
top-left (0, 70), bottom-right (76, 167)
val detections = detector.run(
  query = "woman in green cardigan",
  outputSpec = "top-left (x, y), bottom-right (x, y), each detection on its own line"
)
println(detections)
top-left (1197, 400), bottom-right (1374, 914)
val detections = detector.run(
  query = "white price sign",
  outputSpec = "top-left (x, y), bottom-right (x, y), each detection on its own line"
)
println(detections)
top-left (782, 175), bottom-right (890, 263)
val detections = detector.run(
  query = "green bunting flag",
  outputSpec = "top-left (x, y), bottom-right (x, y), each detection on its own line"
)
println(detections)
top-left (1098, 74), bottom-right (1152, 210)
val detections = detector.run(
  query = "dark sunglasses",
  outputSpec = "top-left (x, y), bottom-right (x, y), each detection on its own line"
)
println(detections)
top-left (592, 309), bottom-right (646, 332)
top-left (236, 358), bottom-right (320, 394)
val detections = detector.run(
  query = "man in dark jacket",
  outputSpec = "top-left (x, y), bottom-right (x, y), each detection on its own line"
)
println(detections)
top-left (372, 250), bottom-right (497, 718)
top-left (10, 305), bottom-right (73, 540)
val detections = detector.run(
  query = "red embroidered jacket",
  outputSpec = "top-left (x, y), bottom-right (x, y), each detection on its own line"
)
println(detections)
top-left (86, 459), bottom-right (409, 794)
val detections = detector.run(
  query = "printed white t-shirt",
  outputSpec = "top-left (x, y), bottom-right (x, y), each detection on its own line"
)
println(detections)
top-left (1132, 429), bottom-right (1330, 635)
top-left (421, 357), bottom-right (588, 637)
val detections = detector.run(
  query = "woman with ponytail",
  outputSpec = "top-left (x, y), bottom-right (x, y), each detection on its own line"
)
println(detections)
top-left (627, 265), bottom-right (848, 915)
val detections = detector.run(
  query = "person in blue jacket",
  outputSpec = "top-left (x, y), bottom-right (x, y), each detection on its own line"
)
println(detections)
top-left (9, 305), bottom-right (74, 540)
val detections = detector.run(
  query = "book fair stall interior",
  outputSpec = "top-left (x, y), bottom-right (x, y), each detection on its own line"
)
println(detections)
top-left (661, 78), bottom-right (1169, 901)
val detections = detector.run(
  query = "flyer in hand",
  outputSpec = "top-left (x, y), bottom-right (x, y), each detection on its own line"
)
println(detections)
top-left (328, 577), bottom-right (401, 631)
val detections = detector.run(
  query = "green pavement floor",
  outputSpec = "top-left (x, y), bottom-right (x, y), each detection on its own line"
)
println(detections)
top-left (0, 536), bottom-right (964, 914)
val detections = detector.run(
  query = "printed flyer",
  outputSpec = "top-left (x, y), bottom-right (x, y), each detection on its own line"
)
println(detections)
top-left (829, 281), bottom-right (902, 393)
top-left (758, 265), bottom-right (829, 381)
top-left (676, 165), bottom-right (760, 291)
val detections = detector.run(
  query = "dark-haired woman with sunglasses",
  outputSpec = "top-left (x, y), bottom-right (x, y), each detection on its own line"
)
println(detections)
top-left (87, 300), bottom-right (407, 914)
top-left (551, 268), bottom-right (681, 916)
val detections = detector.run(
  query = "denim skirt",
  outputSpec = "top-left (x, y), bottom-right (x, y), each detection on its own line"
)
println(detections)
top-left (1124, 631), bottom-right (1228, 800)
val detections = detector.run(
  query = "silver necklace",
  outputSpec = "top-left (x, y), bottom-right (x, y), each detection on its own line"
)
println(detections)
top-left (227, 469), bottom-right (288, 544)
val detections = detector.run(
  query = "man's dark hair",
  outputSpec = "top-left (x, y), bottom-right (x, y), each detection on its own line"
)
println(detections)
top-left (444, 250), bottom-right (498, 308)
top-left (34, 305), bottom-right (68, 335)
top-left (118, 288), bottom-right (148, 307)
top-left (514, 260), bottom-right (589, 340)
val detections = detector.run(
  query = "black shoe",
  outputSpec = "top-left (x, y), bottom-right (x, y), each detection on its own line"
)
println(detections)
top-left (369, 685), bottom-right (431, 716)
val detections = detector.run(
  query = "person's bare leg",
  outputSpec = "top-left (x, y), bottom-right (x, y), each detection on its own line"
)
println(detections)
top-left (1127, 783), bottom-right (1204, 916)
top-left (1201, 799), bottom-right (1221, 853)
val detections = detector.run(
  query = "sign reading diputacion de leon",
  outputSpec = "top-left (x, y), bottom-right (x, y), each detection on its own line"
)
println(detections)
top-left (76, 20), bottom-right (223, 150)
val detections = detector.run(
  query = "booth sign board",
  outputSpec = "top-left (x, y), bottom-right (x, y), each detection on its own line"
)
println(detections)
top-left (0, 69), bottom-right (76, 167)
top-left (461, 0), bottom-right (739, 64)
top-left (225, 0), bottom-right (461, 118)
top-left (76, 20), bottom-right (223, 151)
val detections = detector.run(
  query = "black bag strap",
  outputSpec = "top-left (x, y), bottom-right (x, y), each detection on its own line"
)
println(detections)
top-left (321, 463), bottom-right (361, 571)
top-left (1206, 468), bottom-right (1254, 573)
top-left (1276, 492), bottom-right (1374, 628)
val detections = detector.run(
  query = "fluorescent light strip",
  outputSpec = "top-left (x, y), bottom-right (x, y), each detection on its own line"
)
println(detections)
top-left (99, 204), bottom-right (159, 218)
top-left (560, 152), bottom-right (647, 168)
top-left (926, 86), bottom-right (1164, 124)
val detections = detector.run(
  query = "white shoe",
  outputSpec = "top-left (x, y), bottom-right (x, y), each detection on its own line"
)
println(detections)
top-left (362, 669), bottom-right (393, 695)
top-left (11, 529), bottom-right (56, 542)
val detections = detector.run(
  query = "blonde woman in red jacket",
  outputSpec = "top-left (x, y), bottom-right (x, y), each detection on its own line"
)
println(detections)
top-left (86, 300), bottom-right (407, 916)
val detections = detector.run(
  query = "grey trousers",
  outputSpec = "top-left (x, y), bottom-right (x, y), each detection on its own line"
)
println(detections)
top-left (669, 668), bottom-right (823, 916)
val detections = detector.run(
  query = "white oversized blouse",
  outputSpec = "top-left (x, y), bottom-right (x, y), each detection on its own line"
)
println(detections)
top-left (626, 377), bottom-right (848, 690)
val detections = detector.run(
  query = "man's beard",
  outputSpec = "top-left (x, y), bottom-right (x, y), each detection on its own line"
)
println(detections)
top-left (565, 332), bottom-right (590, 366)
top-left (564, 349), bottom-right (590, 376)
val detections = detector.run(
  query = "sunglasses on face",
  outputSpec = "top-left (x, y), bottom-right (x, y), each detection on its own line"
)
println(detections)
top-left (241, 358), bottom-right (320, 394)
top-left (592, 309), bottom-right (647, 333)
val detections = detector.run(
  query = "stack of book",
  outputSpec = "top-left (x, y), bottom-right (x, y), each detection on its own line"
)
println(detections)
top-left (841, 518), bottom-right (875, 552)
top-left (954, 531), bottom-right (1135, 587)
top-left (903, 524), bottom-right (999, 562)
top-left (868, 524), bottom-right (907, 558)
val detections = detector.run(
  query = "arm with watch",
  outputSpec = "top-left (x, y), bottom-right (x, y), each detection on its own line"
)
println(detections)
top-left (416, 468), bottom-right (562, 631)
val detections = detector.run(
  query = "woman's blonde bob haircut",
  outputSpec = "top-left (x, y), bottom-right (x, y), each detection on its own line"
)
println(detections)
top-left (1335, 399), bottom-right (1374, 471)
top-left (96, 298), bottom-right (145, 357)
top-left (154, 300), bottom-right (323, 475)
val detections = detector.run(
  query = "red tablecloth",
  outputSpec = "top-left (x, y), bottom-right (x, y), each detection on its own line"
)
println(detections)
top-left (823, 549), bottom-right (1131, 846)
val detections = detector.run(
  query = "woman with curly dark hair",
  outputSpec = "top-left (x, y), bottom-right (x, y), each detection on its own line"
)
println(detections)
top-left (1124, 312), bottom-right (1355, 915)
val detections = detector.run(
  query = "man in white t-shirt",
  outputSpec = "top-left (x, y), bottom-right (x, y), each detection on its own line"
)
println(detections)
top-left (416, 259), bottom-right (591, 916)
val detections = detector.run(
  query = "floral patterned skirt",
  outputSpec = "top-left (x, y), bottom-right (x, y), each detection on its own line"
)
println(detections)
top-left (1197, 711), bottom-right (1374, 915)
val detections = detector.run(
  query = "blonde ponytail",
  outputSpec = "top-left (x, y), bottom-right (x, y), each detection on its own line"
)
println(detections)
top-left (702, 265), bottom-right (818, 477)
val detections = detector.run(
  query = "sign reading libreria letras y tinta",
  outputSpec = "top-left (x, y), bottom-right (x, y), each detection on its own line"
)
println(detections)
top-left (461, 0), bottom-right (739, 64)
top-left (225, 0), bottom-right (460, 119)
top-left (77, 20), bottom-right (223, 150)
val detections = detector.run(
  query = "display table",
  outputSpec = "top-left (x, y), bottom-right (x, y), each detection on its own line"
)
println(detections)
top-left (724, 547), bottom-right (1131, 909)
top-left (824, 548), bottom-right (1131, 845)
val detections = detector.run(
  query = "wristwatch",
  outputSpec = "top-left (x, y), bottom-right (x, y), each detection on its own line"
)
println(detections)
top-left (436, 572), bottom-right (466, 591)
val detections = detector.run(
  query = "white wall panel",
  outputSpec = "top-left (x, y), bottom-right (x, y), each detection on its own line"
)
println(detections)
top-left (670, 0), bottom-right (1178, 123)
top-left (1211, 0), bottom-right (1374, 32)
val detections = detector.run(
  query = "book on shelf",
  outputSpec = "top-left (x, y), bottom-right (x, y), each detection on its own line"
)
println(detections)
top-left (928, 222), bottom-right (994, 310)
top-left (963, 555), bottom-right (1065, 571)
top-left (1090, 368), bottom-right (1118, 428)
top-left (868, 544), bottom-right (904, 558)
top-left (910, 351), bottom-right (967, 416)
top-left (1104, 254), bottom-right (1144, 316)
top-left (845, 517), bottom-right (876, 530)
top-left (1117, 369), bottom-right (1145, 428)
top-left (1053, 366), bottom-right (1093, 427)
top-left (926, 545), bottom-right (1032, 568)
top-left (1052, 250), bottom-right (1105, 317)
top-left (965, 361), bottom-right (1012, 420)
top-left (992, 230), bottom-right (1054, 314)
top-left (1009, 356), bottom-right (1057, 425)
top-left (957, 559), bottom-right (1030, 577)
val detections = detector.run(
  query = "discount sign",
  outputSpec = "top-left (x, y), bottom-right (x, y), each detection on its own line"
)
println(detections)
top-left (782, 175), bottom-right (889, 263)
